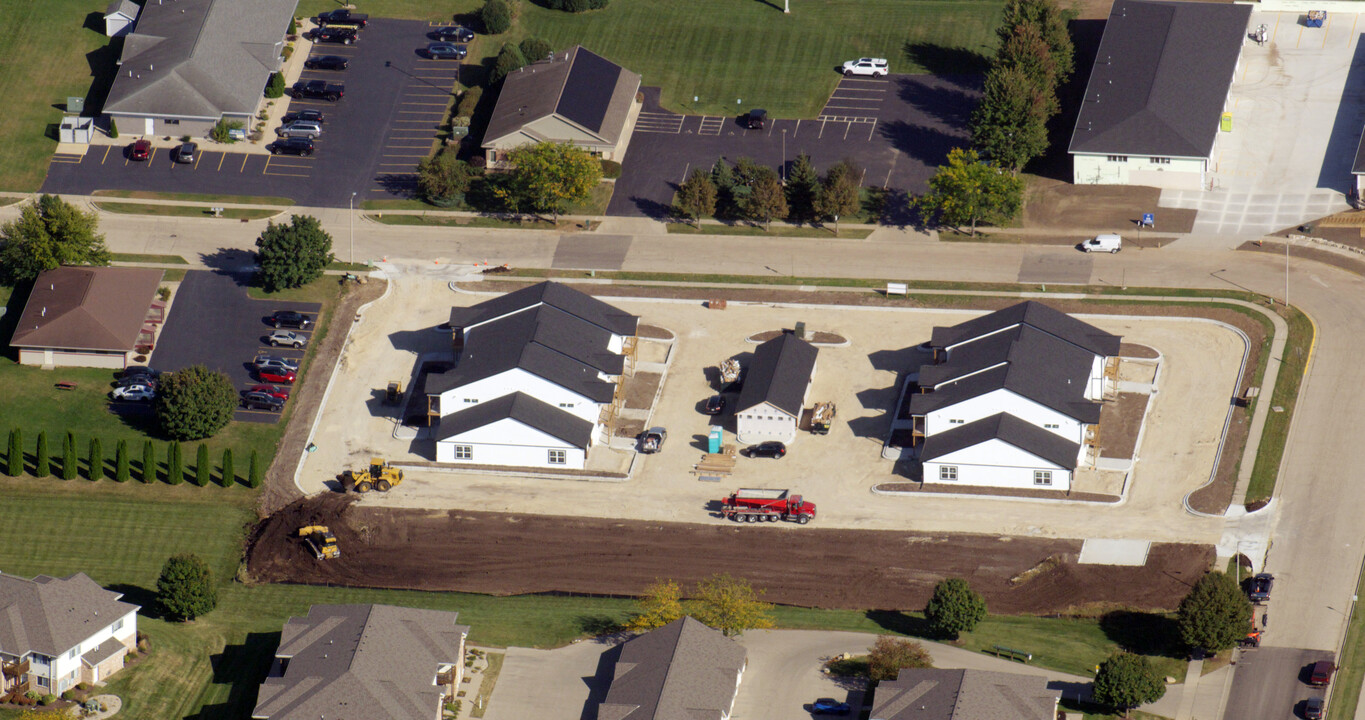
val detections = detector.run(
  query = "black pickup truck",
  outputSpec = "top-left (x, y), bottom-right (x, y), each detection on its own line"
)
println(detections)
top-left (315, 9), bottom-right (368, 27)
top-left (292, 80), bottom-right (344, 102)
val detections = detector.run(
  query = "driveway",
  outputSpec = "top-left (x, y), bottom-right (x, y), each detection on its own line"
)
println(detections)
top-left (608, 75), bottom-right (979, 217)
top-left (42, 19), bottom-right (460, 208)
top-left (150, 270), bottom-right (319, 423)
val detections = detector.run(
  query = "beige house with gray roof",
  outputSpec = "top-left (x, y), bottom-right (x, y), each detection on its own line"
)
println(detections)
top-left (599, 616), bottom-right (747, 720)
top-left (871, 668), bottom-right (1061, 720)
top-left (482, 46), bottom-right (642, 166)
top-left (252, 604), bottom-right (469, 720)
top-left (103, 0), bottom-right (297, 138)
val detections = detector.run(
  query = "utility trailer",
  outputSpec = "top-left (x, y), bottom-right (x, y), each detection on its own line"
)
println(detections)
top-left (720, 488), bottom-right (816, 524)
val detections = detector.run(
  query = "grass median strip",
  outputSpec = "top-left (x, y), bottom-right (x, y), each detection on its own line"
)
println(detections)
top-left (1245, 305), bottom-right (1313, 504)
top-left (666, 222), bottom-right (874, 239)
top-left (111, 253), bottom-right (191, 265)
top-left (95, 201), bottom-right (280, 220)
top-left (1328, 561), bottom-right (1365, 720)
top-left (367, 213), bottom-right (597, 231)
top-left (92, 189), bottom-right (295, 206)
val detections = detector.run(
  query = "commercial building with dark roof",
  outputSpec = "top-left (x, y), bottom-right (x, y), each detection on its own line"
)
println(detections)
top-left (103, 0), bottom-right (297, 138)
top-left (252, 604), bottom-right (469, 720)
top-left (482, 46), bottom-right (643, 165)
top-left (1068, 0), bottom-right (1251, 189)
top-left (870, 668), bottom-right (1060, 720)
top-left (10, 266), bottom-right (165, 370)
top-left (598, 616), bottom-right (747, 720)
top-left (0, 572), bottom-right (140, 696)
top-left (735, 333), bottom-right (819, 443)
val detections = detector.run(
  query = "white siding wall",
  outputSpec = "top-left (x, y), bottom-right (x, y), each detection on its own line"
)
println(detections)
top-left (436, 418), bottom-right (587, 468)
top-left (37, 610), bottom-right (137, 693)
top-left (19, 348), bottom-right (128, 369)
top-left (735, 402), bottom-right (797, 444)
top-left (438, 369), bottom-right (601, 425)
top-left (925, 390), bottom-right (1084, 444)
top-left (1087, 355), bottom-right (1107, 400)
top-left (924, 439), bottom-right (1073, 491)
top-left (1073, 153), bottom-right (1206, 189)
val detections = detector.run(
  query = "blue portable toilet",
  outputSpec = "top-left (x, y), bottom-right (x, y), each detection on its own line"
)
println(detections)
top-left (708, 426), bottom-right (723, 454)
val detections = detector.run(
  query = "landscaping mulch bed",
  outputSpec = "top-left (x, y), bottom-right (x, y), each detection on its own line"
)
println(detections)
top-left (637, 324), bottom-right (675, 341)
top-left (623, 372), bottom-right (662, 410)
top-left (1119, 342), bottom-right (1160, 359)
top-left (1098, 392), bottom-right (1149, 460)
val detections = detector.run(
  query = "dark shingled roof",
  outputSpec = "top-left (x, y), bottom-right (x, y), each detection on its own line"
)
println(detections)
top-left (436, 392), bottom-right (594, 449)
top-left (598, 616), bottom-right (747, 720)
top-left (920, 324), bottom-right (1098, 389)
top-left (736, 334), bottom-right (819, 417)
top-left (11, 267), bottom-right (164, 352)
top-left (451, 281), bottom-right (639, 338)
top-left (253, 604), bottom-right (468, 720)
top-left (558, 49), bottom-right (620, 133)
top-left (482, 46), bottom-right (642, 149)
top-left (930, 301), bottom-right (1121, 358)
top-left (909, 353), bottom-right (1102, 424)
top-left (0, 573), bottom-right (140, 658)
top-left (1068, 0), bottom-right (1251, 158)
top-left (1353, 127), bottom-right (1365, 175)
top-left (871, 668), bottom-right (1060, 720)
top-left (920, 413), bottom-right (1081, 470)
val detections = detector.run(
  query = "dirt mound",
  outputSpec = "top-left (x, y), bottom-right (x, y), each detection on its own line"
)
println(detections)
top-left (246, 496), bottom-right (1211, 613)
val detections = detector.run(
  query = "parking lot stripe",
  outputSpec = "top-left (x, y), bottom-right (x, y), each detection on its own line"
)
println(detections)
top-left (217, 152), bottom-right (226, 171)
top-left (193, 152), bottom-right (202, 170)
top-left (101, 146), bottom-right (111, 164)
top-left (866, 119), bottom-right (877, 141)
top-left (240, 154), bottom-right (248, 173)
top-left (147, 147), bottom-right (157, 165)
top-left (264, 171), bottom-right (309, 178)
top-left (1324, 13), bottom-right (1333, 48)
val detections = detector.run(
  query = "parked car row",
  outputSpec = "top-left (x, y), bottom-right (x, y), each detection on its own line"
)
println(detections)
top-left (109, 366), bottom-right (164, 403)
top-left (242, 310), bottom-right (314, 412)
top-left (126, 139), bottom-right (197, 164)
top-left (425, 25), bottom-right (473, 60)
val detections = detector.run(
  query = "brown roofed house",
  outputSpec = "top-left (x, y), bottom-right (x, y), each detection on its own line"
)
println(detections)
top-left (599, 616), bottom-right (748, 720)
top-left (482, 46), bottom-right (642, 166)
top-left (10, 266), bottom-right (164, 369)
top-left (870, 668), bottom-right (1061, 720)
top-left (252, 604), bottom-right (469, 720)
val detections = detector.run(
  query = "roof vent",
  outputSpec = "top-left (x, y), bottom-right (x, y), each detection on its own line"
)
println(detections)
top-left (41, 307), bottom-right (46, 317)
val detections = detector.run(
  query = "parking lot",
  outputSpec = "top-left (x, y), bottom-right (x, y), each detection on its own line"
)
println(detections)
top-left (149, 271), bottom-right (320, 423)
top-left (42, 20), bottom-right (461, 207)
top-left (608, 75), bottom-right (979, 217)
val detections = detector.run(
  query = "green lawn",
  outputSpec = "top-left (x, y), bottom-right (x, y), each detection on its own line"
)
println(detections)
top-left (667, 222), bottom-right (874, 239)
top-left (1246, 305), bottom-right (1314, 503)
top-left (94, 202), bottom-right (280, 220)
top-left (111, 253), bottom-right (191, 265)
top-left (91, 190), bottom-right (295, 206)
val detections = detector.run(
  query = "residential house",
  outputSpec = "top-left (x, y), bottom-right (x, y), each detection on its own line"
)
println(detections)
top-left (103, 0), bottom-right (298, 138)
top-left (104, 0), bottom-right (140, 37)
top-left (734, 334), bottom-right (818, 444)
top-left (10, 266), bottom-right (165, 369)
top-left (252, 604), bottom-right (469, 720)
top-left (0, 572), bottom-right (139, 697)
top-left (599, 617), bottom-right (747, 720)
top-left (483, 46), bottom-right (643, 166)
top-left (1068, 0), bottom-right (1251, 189)
top-left (869, 668), bottom-right (1061, 720)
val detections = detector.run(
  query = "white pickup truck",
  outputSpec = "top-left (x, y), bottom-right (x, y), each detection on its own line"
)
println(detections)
top-left (842, 57), bottom-right (888, 77)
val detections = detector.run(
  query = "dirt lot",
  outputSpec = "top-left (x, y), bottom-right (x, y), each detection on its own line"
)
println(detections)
top-left (247, 494), bottom-right (1213, 613)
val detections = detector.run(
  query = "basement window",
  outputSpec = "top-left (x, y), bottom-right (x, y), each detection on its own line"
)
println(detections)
top-left (939, 466), bottom-right (958, 481)
top-left (548, 450), bottom-right (566, 465)
top-left (1034, 471), bottom-right (1053, 486)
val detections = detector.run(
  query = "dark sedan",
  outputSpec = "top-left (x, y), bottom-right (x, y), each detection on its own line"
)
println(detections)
top-left (743, 442), bottom-right (787, 459)
top-left (267, 138), bottom-right (314, 156)
top-left (268, 310), bottom-right (313, 329)
top-left (426, 43), bottom-right (468, 60)
top-left (702, 395), bottom-right (726, 415)
top-left (430, 26), bottom-right (475, 43)
top-left (304, 55), bottom-right (349, 70)
top-left (282, 109), bottom-right (325, 125)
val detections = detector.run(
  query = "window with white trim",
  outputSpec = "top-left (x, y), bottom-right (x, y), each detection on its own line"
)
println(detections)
top-left (939, 466), bottom-right (958, 481)
top-left (1106, 155), bottom-right (1129, 163)
top-left (559, 402), bottom-right (574, 408)
top-left (548, 450), bottom-right (567, 465)
top-left (463, 398), bottom-right (477, 404)
top-left (1044, 423), bottom-right (1060, 429)
top-left (112, 618), bottom-right (124, 632)
top-left (453, 445), bottom-right (472, 460)
top-left (1034, 471), bottom-right (1053, 486)
top-left (1149, 157), bottom-right (1170, 164)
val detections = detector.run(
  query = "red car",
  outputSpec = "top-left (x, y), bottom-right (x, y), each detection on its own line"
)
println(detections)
top-left (129, 139), bottom-right (151, 160)
top-left (249, 384), bottom-right (291, 400)
top-left (256, 369), bottom-right (296, 384)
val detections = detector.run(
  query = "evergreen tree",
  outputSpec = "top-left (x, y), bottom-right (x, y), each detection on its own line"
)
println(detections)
top-left (194, 443), bottom-right (210, 487)
top-left (924, 577), bottom-right (988, 639)
top-left (1093, 653), bottom-right (1166, 716)
top-left (156, 554), bottom-right (218, 621)
top-left (220, 448), bottom-right (235, 488)
top-left (34, 431), bottom-right (49, 478)
top-left (248, 449), bottom-right (262, 488)
top-left (61, 432), bottom-right (77, 481)
top-left (168, 442), bottom-right (184, 485)
top-left (88, 437), bottom-right (103, 481)
top-left (1178, 571), bottom-right (1253, 651)
top-left (6, 429), bottom-right (22, 477)
top-left (785, 153), bottom-right (820, 222)
top-left (141, 439), bottom-right (157, 483)
top-left (115, 440), bottom-right (130, 483)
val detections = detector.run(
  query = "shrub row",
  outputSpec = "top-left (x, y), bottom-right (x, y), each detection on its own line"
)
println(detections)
top-left (3, 429), bottom-right (262, 488)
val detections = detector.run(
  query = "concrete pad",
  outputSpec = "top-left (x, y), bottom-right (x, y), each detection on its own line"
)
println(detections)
top-left (1077, 538), bottom-right (1151, 565)
top-left (1017, 251), bottom-right (1095, 284)
top-left (481, 641), bottom-right (608, 720)
top-left (552, 234), bottom-right (633, 270)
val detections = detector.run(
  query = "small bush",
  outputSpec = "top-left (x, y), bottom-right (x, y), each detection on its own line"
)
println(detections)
top-left (456, 86), bottom-right (483, 118)
top-left (109, 118), bottom-right (119, 139)
top-left (452, 116), bottom-right (471, 128)
top-left (248, 449), bottom-right (262, 488)
top-left (471, 155), bottom-right (487, 168)
top-left (35, 431), bottom-right (49, 477)
top-left (287, 17), bottom-right (298, 34)
top-left (265, 72), bottom-right (286, 99)
top-left (41, 694), bottom-right (57, 706)
top-left (141, 439), bottom-right (156, 483)
top-left (519, 37), bottom-right (552, 63)
top-left (158, 286), bottom-right (171, 301)
top-left (600, 160), bottom-right (622, 179)
top-left (61, 432), bottom-right (77, 481)
top-left (491, 43), bottom-right (527, 84)
top-left (220, 448), bottom-right (234, 488)
top-left (88, 437), bottom-right (103, 481)
top-left (481, 0), bottom-right (512, 34)
top-left (167, 442), bottom-right (184, 485)
top-left (211, 118), bottom-right (244, 143)
top-left (115, 440), bottom-right (130, 482)
top-left (282, 44), bottom-right (294, 61)
top-left (194, 443), bottom-right (210, 487)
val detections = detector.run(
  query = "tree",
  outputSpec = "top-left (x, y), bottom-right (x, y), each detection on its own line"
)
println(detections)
top-left (248, 449), bottom-right (263, 488)
top-left (867, 635), bottom-right (934, 681)
top-left (711, 158), bottom-right (737, 217)
top-left (61, 432), bottom-right (77, 481)
top-left (88, 437), bottom-right (103, 481)
top-left (167, 442), bottom-right (184, 485)
top-left (6, 428), bottom-right (22, 477)
top-left (115, 440), bottom-right (130, 483)
top-left (265, 71), bottom-right (286, 99)
top-left (417, 150), bottom-right (478, 207)
top-left (913, 148), bottom-right (1023, 236)
top-left (970, 64), bottom-right (1051, 172)
top-left (108, 118), bottom-right (119, 139)
top-left (1092, 652), bottom-right (1166, 717)
top-left (501, 142), bottom-right (603, 223)
top-left (814, 160), bottom-right (862, 235)
top-left (998, 0), bottom-right (1074, 84)
top-left (519, 37), bottom-right (552, 63)
top-left (210, 118), bottom-right (244, 143)
top-left (785, 153), bottom-right (820, 222)
top-left (141, 439), bottom-right (157, 483)
top-left (155, 364), bottom-right (238, 441)
top-left (481, 0), bottom-right (512, 34)
top-left (34, 431), bottom-right (49, 478)
top-left (156, 554), bottom-right (218, 621)
top-left (1178, 571), bottom-right (1252, 651)
top-left (195, 443), bottom-right (210, 487)
top-left (689, 573), bottom-right (774, 637)
top-left (745, 170), bottom-right (788, 229)
top-left (220, 448), bottom-right (234, 488)
top-left (924, 577), bottom-right (987, 639)
top-left (490, 43), bottom-right (528, 84)
top-left (255, 215), bottom-right (334, 292)
top-left (0, 194), bottom-right (111, 284)
top-left (674, 169), bottom-right (717, 227)
top-left (626, 579), bottom-right (685, 632)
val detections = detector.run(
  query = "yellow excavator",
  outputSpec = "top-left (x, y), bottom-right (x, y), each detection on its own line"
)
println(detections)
top-left (298, 526), bottom-right (340, 559)
top-left (341, 457), bottom-right (404, 493)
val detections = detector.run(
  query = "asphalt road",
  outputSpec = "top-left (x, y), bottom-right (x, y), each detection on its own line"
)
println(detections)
top-left (1224, 648), bottom-right (1331, 720)
top-left (151, 270), bottom-right (320, 424)
top-left (41, 19), bottom-right (459, 207)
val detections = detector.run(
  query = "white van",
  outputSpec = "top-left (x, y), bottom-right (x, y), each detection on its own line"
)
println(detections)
top-left (1080, 234), bottom-right (1122, 253)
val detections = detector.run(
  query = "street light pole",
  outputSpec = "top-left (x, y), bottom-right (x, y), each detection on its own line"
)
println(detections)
top-left (349, 192), bottom-right (357, 263)
top-left (1285, 238), bottom-right (1290, 308)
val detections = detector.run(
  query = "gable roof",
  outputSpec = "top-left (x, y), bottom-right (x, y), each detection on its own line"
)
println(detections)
top-left (0, 573), bottom-right (139, 657)
top-left (105, 0), bottom-right (140, 20)
top-left (11, 267), bottom-right (163, 352)
top-left (482, 46), bottom-right (643, 149)
top-left (436, 391), bottom-right (594, 449)
top-left (909, 356), bottom-right (1102, 424)
top-left (451, 281), bottom-right (639, 338)
top-left (1068, 0), bottom-right (1251, 158)
top-left (871, 668), bottom-right (1060, 720)
top-left (736, 334), bottom-right (819, 416)
top-left (930, 301), bottom-right (1121, 358)
top-left (599, 616), bottom-right (747, 720)
top-left (104, 0), bottom-right (296, 120)
top-left (920, 413), bottom-right (1081, 470)
top-left (252, 604), bottom-right (468, 720)
top-left (427, 322), bottom-right (617, 403)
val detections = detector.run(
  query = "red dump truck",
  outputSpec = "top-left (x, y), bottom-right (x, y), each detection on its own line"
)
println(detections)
top-left (721, 488), bottom-right (817, 524)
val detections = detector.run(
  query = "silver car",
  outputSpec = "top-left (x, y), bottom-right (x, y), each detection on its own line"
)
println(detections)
top-left (267, 330), bottom-right (307, 348)
top-left (254, 355), bottom-right (300, 371)
top-left (277, 120), bottom-right (323, 139)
